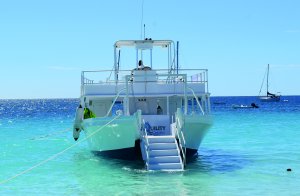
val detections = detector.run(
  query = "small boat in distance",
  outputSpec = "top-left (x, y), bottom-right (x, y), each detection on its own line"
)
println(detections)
top-left (232, 103), bottom-right (259, 109)
top-left (258, 64), bottom-right (280, 102)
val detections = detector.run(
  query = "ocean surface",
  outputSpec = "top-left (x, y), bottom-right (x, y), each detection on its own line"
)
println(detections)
top-left (0, 96), bottom-right (299, 195)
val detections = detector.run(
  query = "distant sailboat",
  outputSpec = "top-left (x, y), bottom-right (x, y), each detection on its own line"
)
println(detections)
top-left (258, 64), bottom-right (280, 102)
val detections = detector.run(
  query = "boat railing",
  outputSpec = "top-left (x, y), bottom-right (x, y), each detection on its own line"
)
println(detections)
top-left (81, 69), bottom-right (208, 88)
top-left (175, 108), bottom-right (186, 167)
top-left (83, 77), bottom-right (94, 84)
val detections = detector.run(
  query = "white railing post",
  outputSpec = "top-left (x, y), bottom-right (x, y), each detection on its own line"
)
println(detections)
top-left (125, 75), bottom-right (130, 116)
top-left (206, 69), bottom-right (209, 93)
top-left (207, 93), bottom-right (211, 114)
top-left (167, 96), bottom-right (169, 115)
top-left (184, 75), bottom-right (187, 115)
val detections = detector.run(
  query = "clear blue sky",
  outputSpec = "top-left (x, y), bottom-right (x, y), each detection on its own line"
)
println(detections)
top-left (0, 0), bottom-right (299, 98)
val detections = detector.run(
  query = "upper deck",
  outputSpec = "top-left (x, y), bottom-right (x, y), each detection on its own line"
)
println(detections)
top-left (81, 68), bottom-right (209, 97)
top-left (80, 39), bottom-right (209, 98)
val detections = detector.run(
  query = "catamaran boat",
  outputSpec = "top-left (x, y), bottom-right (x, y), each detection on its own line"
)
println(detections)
top-left (73, 39), bottom-right (213, 171)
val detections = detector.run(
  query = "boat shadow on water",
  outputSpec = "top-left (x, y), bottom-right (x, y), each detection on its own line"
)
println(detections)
top-left (75, 147), bottom-right (252, 174)
top-left (185, 148), bottom-right (252, 174)
top-left (91, 152), bottom-right (146, 171)
top-left (72, 150), bottom-right (147, 175)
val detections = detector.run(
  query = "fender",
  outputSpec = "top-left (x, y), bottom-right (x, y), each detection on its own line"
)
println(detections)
top-left (73, 105), bottom-right (84, 141)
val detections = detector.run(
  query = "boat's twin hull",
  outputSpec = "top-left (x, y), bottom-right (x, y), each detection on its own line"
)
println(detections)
top-left (81, 114), bottom-right (212, 161)
top-left (82, 116), bottom-right (139, 152)
top-left (182, 115), bottom-right (213, 150)
top-left (92, 140), bottom-right (142, 160)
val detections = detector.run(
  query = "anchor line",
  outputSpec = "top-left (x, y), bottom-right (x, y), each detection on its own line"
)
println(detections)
top-left (0, 114), bottom-right (121, 185)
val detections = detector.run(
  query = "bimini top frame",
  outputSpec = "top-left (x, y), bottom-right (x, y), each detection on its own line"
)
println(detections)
top-left (113, 40), bottom-right (176, 80)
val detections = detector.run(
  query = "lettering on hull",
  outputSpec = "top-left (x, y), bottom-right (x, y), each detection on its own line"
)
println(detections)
top-left (144, 122), bottom-right (166, 134)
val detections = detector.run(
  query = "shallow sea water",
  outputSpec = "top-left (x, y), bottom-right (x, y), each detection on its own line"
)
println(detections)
top-left (0, 97), bottom-right (299, 195)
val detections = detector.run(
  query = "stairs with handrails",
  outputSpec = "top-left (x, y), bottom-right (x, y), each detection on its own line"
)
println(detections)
top-left (141, 135), bottom-right (184, 171)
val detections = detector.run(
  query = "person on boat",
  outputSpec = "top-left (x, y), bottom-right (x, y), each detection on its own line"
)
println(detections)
top-left (157, 102), bottom-right (163, 115)
top-left (137, 60), bottom-right (151, 70)
top-left (138, 60), bottom-right (144, 70)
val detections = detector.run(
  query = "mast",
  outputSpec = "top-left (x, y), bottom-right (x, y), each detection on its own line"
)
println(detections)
top-left (267, 64), bottom-right (269, 95)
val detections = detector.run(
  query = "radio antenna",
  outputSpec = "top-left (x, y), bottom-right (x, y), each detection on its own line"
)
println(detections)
top-left (140, 0), bottom-right (144, 40)
top-left (144, 24), bottom-right (146, 39)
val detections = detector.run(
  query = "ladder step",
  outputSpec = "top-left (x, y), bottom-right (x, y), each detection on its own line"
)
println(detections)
top-left (148, 143), bottom-right (177, 150)
top-left (147, 136), bottom-right (176, 143)
top-left (148, 149), bottom-right (179, 157)
top-left (148, 156), bottom-right (181, 164)
top-left (148, 163), bottom-right (183, 171)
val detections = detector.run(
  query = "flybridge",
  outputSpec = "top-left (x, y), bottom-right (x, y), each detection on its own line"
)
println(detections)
top-left (113, 39), bottom-right (176, 72)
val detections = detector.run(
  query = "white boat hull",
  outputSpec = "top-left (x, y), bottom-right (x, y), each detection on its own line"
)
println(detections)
top-left (232, 104), bottom-right (255, 109)
top-left (81, 116), bottom-right (139, 152)
top-left (183, 115), bottom-right (213, 150)
top-left (259, 96), bottom-right (280, 102)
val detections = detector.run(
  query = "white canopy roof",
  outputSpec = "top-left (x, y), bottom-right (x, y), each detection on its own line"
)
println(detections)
top-left (114, 40), bottom-right (174, 49)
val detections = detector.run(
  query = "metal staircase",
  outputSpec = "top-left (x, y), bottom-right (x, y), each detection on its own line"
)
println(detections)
top-left (142, 135), bottom-right (184, 171)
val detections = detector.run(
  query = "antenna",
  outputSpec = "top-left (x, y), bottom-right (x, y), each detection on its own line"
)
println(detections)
top-left (140, 0), bottom-right (144, 40)
top-left (177, 41), bottom-right (179, 74)
top-left (144, 24), bottom-right (146, 39)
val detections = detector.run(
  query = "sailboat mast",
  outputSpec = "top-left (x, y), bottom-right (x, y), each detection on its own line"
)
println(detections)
top-left (267, 64), bottom-right (269, 95)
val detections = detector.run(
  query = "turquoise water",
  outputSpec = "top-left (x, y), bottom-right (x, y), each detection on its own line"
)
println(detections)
top-left (0, 97), bottom-right (300, 195)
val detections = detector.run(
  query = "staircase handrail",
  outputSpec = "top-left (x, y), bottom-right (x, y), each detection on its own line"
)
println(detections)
top-left (175, 108), bottom-right (186, 167)
top-left (187, 87), bottom-right (205, 115)
top-left (177, 128), bottom-right (186, 167)
top-left (141, 119), bottom-right (150, 170)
